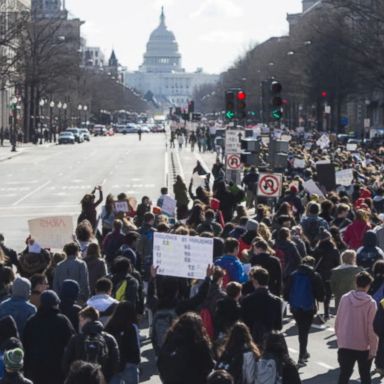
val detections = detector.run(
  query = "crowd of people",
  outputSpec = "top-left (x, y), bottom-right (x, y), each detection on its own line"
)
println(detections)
top-left (2, 128), bottom-right (384, 384)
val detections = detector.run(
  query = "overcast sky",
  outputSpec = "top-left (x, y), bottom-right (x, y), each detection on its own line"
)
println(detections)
top-left (65, 0), bottom-right (303, 74)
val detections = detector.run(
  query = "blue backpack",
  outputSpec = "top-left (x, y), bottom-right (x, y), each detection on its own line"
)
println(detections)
top-left (289, 271), bottom-right (315, 311)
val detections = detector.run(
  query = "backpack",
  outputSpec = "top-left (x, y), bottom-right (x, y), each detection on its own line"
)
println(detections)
top-left (78, 333), bottom-right (109, 366)
top-left (104, 235), bottom-right (121, 263)
top-left (151, 309), bottom-right (177, 355)
top-left (304, 218), bottom-right (322, 247)
top-left (114, 275), bottom-right (138, 305)
top-left (216, 352), bottom-right (243, 384)
top-left (256, 357), bottom-right (282, 384)
top-left (373, 282), bottom-right (384, 303)
top-left (200, 308), bottom-right (214, 340)
top-left (289, 271), bottom-right (315, 312)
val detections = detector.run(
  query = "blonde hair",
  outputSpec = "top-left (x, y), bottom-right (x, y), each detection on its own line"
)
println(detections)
top-left (258, 222), bottom-right (272, 243)
top-left (341, 250), bottom-right (356, 265)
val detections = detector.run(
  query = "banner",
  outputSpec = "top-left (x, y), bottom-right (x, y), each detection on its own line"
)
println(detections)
top-left (336, 168), bottom-right (354, 186)
top-left (153, 233), bottom-right (213, 279)
top-left (28, 216), bottom-right (74, 249)
top-left (303, 179), bottom-right (325, 198)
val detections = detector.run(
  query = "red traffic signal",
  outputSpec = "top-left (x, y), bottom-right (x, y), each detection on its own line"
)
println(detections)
top-left (237, 91), bottom-right (247, 101)
top-left (321, 91), bottom-right (328, 98)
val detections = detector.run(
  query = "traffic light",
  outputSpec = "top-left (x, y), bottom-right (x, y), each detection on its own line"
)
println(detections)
top-left (236, 90), bottom-right (247, 119)
top-left (188, 100), bottom-right (195, 114)
top-left (225, 90), bottom-right (236, 120)
top-left (321, 91), bottom-right (328, 98)
top-left (271, 81), bottom-right (283, 121)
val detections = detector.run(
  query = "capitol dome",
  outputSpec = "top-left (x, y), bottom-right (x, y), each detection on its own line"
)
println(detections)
top-left (139, 7), bottom-right (183, 73)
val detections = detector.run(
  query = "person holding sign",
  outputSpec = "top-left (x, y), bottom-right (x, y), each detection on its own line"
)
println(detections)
top-left (78, 186), bottom-right (103, 232)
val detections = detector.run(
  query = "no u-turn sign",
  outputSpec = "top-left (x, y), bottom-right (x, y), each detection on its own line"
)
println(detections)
top-left (258, 173), bottom-right (282, 198)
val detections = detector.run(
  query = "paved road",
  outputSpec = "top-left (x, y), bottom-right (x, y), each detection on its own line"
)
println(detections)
top-left (0, 134), bottom-right (379, 383)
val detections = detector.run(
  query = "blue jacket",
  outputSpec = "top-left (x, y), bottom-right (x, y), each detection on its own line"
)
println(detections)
top-left (0, 298), bottom-right (36, 335)
top-left (215, 255), bottom-right (247, 283)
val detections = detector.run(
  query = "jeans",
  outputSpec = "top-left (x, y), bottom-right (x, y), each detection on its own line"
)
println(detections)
top-left (338, 349), bottom-right (372, 384)
top-left (109, 363), bottom-right (139, 384)
top-left (292, 309), bottom-right (314, 358)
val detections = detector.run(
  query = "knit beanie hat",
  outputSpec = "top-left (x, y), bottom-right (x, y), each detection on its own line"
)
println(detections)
top-left (60, 280), bottom-right (80, 303)
top-left (4, 348), bottom-right (24, 371)
top-left (40, 290), bottom-right (60, 308)
top-left (246, 219), bottom-right (259, 232)
top-left (11, 277), bottom-right (31, 300)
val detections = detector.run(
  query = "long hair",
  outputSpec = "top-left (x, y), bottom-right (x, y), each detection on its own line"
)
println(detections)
top-left (187, 204), bottom-right (205, 227)
top-left (86, 243), bottom-right (101, 260)
top-left (220, 322), bottom-right (260, 359)
top-left (76, 220), bottom-right (94, 242)
top-left (105, 301), bottom-right (137, 335)
top-left (64, 361), bottom-right (106, 384)
top-left (263, 333), bottom-right (291, 364)
top-left (164, 312), bottom-right (211, 349)
top-left (105, 194), bottom-right (115, 214)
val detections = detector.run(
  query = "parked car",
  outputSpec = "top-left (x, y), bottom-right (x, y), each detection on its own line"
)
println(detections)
top-left (66, 128), bottom-right (83, 143)
top-left (58, 131), bottom-right (75, 145)
top-left (79, 128), bottom-right (91, 141)
top-left (93, 125), bottom-right (107, 136)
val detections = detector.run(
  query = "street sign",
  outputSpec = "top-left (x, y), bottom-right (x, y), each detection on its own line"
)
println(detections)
top-left (364, 118), bottom-right (371, 128)
top-left (258, 173), bottom-right (282, 198)
top-left (225, 130), bottom-right (242, 154)
top-left (324, 106), bottom-right (331, 114)
top-left (226, 154), bottom-right (242, 170)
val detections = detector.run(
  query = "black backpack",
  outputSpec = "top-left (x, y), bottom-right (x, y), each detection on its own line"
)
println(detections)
top-left (77, 333), bottom-right (109, 366)
top-left (216, 351), bottom-right (244, 384)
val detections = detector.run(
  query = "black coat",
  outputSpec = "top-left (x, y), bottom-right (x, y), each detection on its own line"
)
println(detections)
top-left (241, 288), bottom-right (283, 343)
top-left (0, 373), bottom-right (32, 384)
top-left (23, 307), bottom-right (75, 384)
top-left (313, 241), bottom-right (340, 281)
top-left (62, 320), bottom-right (120, 381)
top-left (215, 297), bottom-right (241, 335)
top-left (250, 253), bottom-right (282, 296)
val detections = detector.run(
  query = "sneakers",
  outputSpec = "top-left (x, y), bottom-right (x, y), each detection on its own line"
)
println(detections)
top-left (296, 358), bottom-right (306, 368)
top-left (302, 352), bottom-right (311, 361)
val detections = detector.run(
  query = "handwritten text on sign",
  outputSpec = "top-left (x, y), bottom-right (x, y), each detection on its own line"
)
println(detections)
top-left (153, 233), bottom-right (213, 279)
top-left (28, 216), bottom-right (74, 249)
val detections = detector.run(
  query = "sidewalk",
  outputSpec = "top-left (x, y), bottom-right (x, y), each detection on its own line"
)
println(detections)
top-left (0, 141), bottom-right (54, 162)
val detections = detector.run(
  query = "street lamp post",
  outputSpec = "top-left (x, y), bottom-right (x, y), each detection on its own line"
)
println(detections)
top-left (57, 102), bottom-right (62, 133)
top-left (10, 96), bottom-right (17, 152)
top-left (83, 105), bottom-right (88, 127)
top-left (63, 103), bottom-right (67, 130)
top-left (49, 101), bottom-right (55, 142)
top-left (78, 105), bottom-right (83, 127)
top-left (39, 99), bottom-right (45, 144)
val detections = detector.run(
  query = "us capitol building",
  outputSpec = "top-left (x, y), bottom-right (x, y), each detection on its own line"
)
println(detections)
top-left (124, 8), bottom-right (219, 107)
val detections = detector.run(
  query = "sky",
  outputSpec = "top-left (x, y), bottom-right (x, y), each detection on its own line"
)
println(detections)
top-left (65, 0), bottom-right (303, 74)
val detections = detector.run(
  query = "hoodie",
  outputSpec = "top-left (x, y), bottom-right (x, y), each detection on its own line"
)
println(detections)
top-left (335, 290), bottom-right (378, 355)
top-left (356, 230), bottom-right (384, 270)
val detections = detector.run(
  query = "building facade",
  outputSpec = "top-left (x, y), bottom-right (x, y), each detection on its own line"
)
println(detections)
top-left (125, 8), bottom-right (218, 107)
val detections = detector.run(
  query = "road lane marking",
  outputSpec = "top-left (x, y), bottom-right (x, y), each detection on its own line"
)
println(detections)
top-left (317, 362), bottom-right (334, 370)
top-left (5, 180), bottom-right (38, 185)
top-left (174, 149), bottom-right (185, 180)
top-left (12, 181), bottom-right (51, 206)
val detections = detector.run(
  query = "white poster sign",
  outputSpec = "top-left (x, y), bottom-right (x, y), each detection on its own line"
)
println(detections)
top-left (336, 169), bottom-right (354, 186)
top-left (153, 233), bottom-right (213, 279)
top-left (225, 130), bottom-right (242, 154)
top-left (303, 179), bottom-right (325, 198)
top-left (28, 216), bottom-right (74, 249)
top-left (346, 143), bottom-right (358, 152)
top-left (316, 134), bottom-right (330, 149)
top-left (294, 158), bottom-right (305, 169)
top-left (161, 195), bottom-right (177, 216)
top-left (114, 201), bottom-right (129, 213)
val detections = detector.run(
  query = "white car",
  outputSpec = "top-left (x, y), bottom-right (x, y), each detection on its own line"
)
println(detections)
top-left (79, 128), bottom-right (91, 141)
top-left (58, 132), bottom-right (75, 144)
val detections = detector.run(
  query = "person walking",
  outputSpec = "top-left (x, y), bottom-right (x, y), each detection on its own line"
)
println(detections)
top-left (0, 348), bottom-right (32, 384)
top-left (284, 256), bottom-right (324, 366)
top-left (173, 175), bottom-right (190, 220)
top-left (335, 271), bottom-right (378, 384)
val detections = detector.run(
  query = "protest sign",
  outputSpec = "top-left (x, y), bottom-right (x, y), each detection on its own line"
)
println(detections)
top-left (316, 163), bottom-right (336, 191)
top-left (316, 134), bottom-right (330, 149)
top-left (114, 200), bottom-right (129, 213)
top-left (346, 143), bottom-right (358, 152)
top-left (28, 216), bottom-right (74, 249)
top-left (303, 179), bottom-right (325, 198)
top-left (294, 158), bottom-right (305, 169)
top-left (161, 195), bottom-right (177, 216)
top-left (153, 233), bottom-right (213, 279)
top-left (336, 168), bottom-right (354, 186)
top-left (225, 130), bottom-right (242, 154)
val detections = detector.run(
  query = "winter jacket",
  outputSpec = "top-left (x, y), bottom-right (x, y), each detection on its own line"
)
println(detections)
top-left (52, 255), bottom-right (90, 303)
top-left (241, 288), bottom-right (282, 344)
top-left (83, 256), bottom-right (108, 294)
top-left (215, 255), bottom-right (247, 283)
top-left (280, 192), bottom-right (304, 217)
top-left (0, 299), bottom-right (36, 336)
top-left (356, 231), bottom-right (384, 270)
top-left (343, 220), bottom-right (371, 250)
top-left (62, 320), bottom-right (120, 381)
top-left (274, 240), bottom-right (301, 279)
top-left (250, 253), bottom-right (282, 296)
top-left (215, 297), bottom-right (241, 335)
top-left (313, 241), bottom-right (340, 281)
top-left (102, 230), bottom-right (125, 264)
top-left (23, 307), bottom-right (75, 384)
top-left (330, 265), bottom-right (364, 309)
top-left (335, 290), bottom-right (378, 355)
top-left (0, 372), bottom-right (32, 384)
top-left (173, 180), bottom-right (189, 207)
top-left (300, 215), bottom-right (329, 246)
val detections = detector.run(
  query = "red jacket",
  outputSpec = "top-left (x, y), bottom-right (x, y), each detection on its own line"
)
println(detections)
top-left (343, 220), bottom-right (371, 250)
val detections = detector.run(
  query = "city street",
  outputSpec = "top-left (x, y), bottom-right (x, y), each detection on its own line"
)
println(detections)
top-left (0, 134), bottom-right (377, 384)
